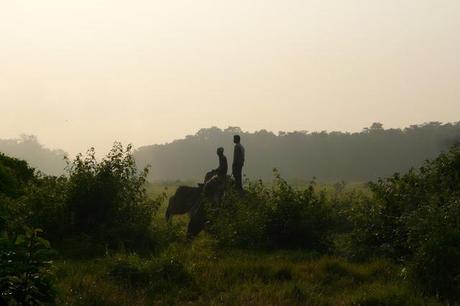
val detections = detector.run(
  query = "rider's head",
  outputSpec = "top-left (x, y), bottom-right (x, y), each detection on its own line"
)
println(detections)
top-left (217, 147), bottom-right (224, 156)
top-left (233, 135), bottom-right (240, 144)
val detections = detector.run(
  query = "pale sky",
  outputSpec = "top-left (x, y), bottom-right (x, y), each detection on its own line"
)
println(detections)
top-left (1, 0), bottom-right (459, 155)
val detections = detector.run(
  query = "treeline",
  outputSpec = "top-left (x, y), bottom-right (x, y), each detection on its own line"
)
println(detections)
top-left (0, 135), bottom-right (67, 176)
top-left (134, 122), bottom-right (460, 181)
top-left (1, 122), bottom-right (459, 181)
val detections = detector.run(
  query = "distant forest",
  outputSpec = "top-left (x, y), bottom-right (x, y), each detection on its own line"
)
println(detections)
top-left (0, 135), bottom-right (66, 176)
top-left (1, 122), bottom-right (459, 182)
top-left (134, 122), bottom-right (460, 182)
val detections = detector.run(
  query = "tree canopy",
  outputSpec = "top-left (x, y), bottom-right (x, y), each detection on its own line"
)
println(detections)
top-left (134, 122), bottom-right (460, 182)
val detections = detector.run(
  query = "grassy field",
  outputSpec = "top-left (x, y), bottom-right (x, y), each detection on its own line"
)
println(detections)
top-left (53, 235), bottom-right (441, 306)
top-left (52, 183), bottom-right (442, 306)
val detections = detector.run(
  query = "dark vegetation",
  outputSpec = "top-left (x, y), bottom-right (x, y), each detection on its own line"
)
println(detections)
top-left (0, 153), bottom-right (55, 305)
top-left (1, 139), bottom-right (460, 305)
top-left (134, 122), bottom-right (460, 181)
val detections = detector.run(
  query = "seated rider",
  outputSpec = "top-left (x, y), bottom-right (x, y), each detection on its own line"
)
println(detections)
top-left (214, 147), bottom-right (228, 179)
top-left (204, 147), bottom-right (228, 183)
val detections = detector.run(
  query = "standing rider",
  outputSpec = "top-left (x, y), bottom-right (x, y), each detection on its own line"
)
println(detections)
top-left (232, 135), bottom-right (245, 191)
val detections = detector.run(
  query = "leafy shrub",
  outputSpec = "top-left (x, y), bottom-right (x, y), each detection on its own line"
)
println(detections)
top-left (0, 154), bottom-right (56, 305)
top-left (22, 175), bottom-right (69, 243)
top-left (0, 153), bottom-right (34, 199)
top-left (345, 145), bottom-right (460, 299)
top-left (205, 171), bottom-right (336, 251)
top-left (406, 201), bottom-right (460, 299)
top-left (0, 227), bottom-right (55, 305)
top-left (340, 194), bottom-right (398, 260)
top-left (205, 179), bottom-right (271, 248)
top-left (265, 174), bottom-right (335, 250)
top-left (64, 143), bottom-right (160, 251)
top-left (66, 143), bottom-right (159, 246)
top-left (0, 153), bottom-right (35, 234)
top-left (2, 144), bottom-right (175, 256)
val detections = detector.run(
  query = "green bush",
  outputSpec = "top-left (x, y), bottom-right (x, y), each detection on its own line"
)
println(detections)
top-left (205, 179), bottom-right (271, 248)
top-left (0, 227), bottom-right (55, 306)
top-left (64, 143), bottom-right (160, 251)
top-left (265, 174), bottom-right (335, 250)
top-left (26, 142), bottom-right (174, 255)
top-left (340, 193), bottom-right (398, 260)
top-left (205, 171), bottom-right (336, 251)
top-left (345, 145), bottom-right (460, 299)
top-left (0, 153), bottom-right (35, 234)
top-left (0, 154), bottom-right (57, 305)
top-left (22, 175), bottom-right (69, 243)
top-left (0, 153), bottom-right (34, 199)
top-left (406, 202), bottom-right (460, 299)
top-left (2, 144), bottom-right (177, 256)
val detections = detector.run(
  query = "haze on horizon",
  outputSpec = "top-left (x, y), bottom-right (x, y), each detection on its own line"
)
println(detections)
top-left (1, 0), bottom-right (460, 155)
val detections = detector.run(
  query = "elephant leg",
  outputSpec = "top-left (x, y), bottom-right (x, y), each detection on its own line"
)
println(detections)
top-left (187, 204), bottom-right (205, 240)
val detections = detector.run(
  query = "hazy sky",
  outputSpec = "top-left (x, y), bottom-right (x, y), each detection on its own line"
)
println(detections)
top-left (1, 0), bottom-right (459, 155)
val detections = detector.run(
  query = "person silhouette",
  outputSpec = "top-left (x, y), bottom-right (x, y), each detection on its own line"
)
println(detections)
top-left (232, 135), bottom-right (245, 191)
top-left (204, 147), bottom-right (228, 183)
top-left (214, 147), bottom-right (228, 179)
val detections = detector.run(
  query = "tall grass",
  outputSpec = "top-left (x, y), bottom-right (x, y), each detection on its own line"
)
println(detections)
top-left (54, 235), bottom-right (441, 305)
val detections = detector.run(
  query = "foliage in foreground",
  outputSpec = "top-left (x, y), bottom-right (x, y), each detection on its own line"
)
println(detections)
top-left (0, 227), bottom-right (55, 305)
top-left (54, 241), bottom-right (441, 306)
top-left (0, 154), bottom-right (55, 305)
top-left (0, 144), bottom-right (179, 304)
top-left (347, 145), bottom-right (460, 299)
top-left (63, 143), bottom-right (161, 252)
top-left (16, 143), bottom-right (175, 256)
